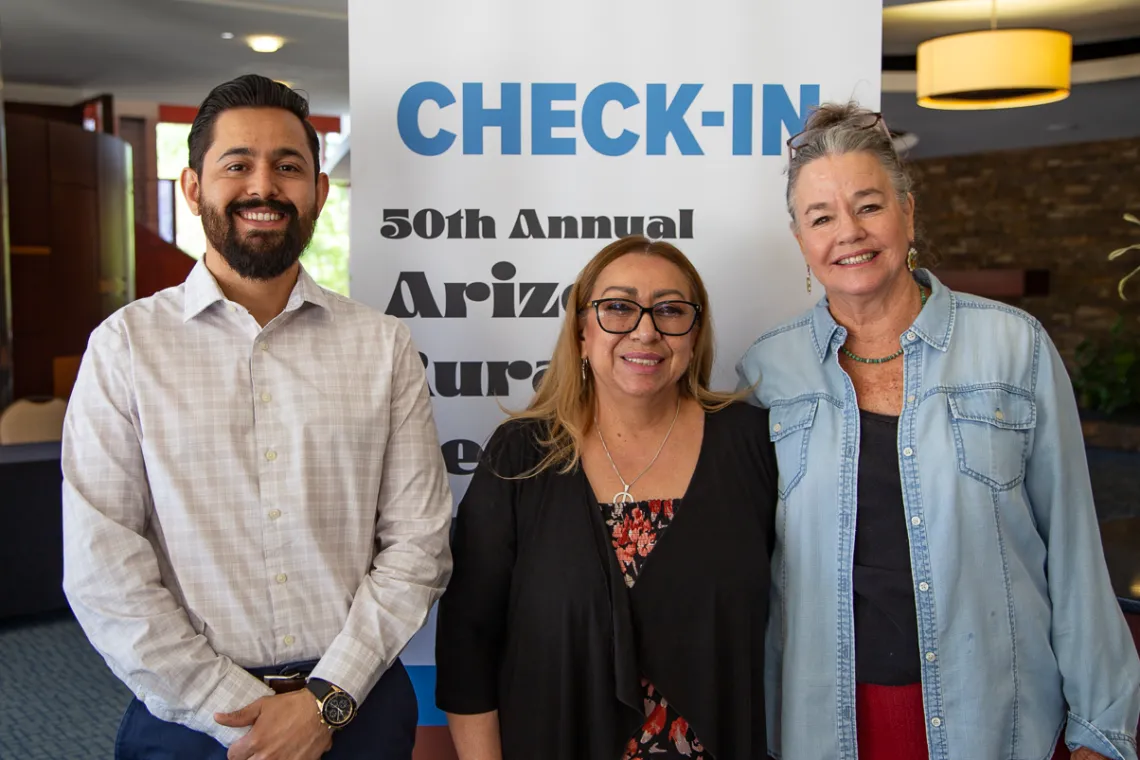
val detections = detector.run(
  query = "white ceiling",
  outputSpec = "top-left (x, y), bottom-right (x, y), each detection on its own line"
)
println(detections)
top-left (0, 0), bottom-right (350, 114)
top-left (1, 0), bottom-right (1138, 158)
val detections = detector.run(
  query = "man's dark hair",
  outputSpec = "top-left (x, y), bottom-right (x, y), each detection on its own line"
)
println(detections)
top-left (188, 74), bottom-right (321, 180)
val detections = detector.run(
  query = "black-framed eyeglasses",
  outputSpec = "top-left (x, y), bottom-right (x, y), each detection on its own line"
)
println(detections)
top-left (586, 298), bottom-right (701, 336)
top-left (786, 111), bottom-right (888, 155)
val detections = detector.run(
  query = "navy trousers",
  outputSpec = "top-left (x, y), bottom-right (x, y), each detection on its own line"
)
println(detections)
top-left (114, 660), bottom-right (417, 760)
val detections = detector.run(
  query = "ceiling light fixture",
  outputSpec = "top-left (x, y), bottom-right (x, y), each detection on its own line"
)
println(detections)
top-left (220, 32), bottom-right (235, 40)
top-left (247, 34), bottom-right (286, 54)
top-left (916, 0), bottom-right (1071, 110)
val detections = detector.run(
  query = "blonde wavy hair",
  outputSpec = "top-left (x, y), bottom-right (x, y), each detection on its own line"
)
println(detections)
top-left (509, 235), bottom-right (742, 477)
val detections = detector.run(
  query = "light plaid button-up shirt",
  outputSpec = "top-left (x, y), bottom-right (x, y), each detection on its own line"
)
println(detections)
top-left (62, 261), bottom-right (453, 746)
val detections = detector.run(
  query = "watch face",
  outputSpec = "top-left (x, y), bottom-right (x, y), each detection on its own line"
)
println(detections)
top-left (323, 692), bottom-right (355, 727)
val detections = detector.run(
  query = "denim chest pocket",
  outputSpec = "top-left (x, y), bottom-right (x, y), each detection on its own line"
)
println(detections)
top-left (947, 388), bottom-right (1036, 491)
top-left (768, 398), bottom-right (819, 500)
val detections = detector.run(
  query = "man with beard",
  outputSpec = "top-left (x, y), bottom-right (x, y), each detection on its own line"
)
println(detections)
top-left (61, 75), bottom-right (452, 760)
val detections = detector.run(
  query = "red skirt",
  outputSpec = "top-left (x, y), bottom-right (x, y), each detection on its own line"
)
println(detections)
top-left (855, 683), bottom-right (1071, 760)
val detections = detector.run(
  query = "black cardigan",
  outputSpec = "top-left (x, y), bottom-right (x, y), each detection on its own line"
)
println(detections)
top-left (435, 402), bottom-right (777, 760)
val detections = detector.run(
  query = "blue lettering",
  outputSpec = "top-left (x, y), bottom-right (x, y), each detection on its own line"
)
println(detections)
top-left (531, 83), bottom-right (577, 156)
top-left (646, 84), bottom-right (703, 156)
top-left (462, 83), bottom-right (522, 155)
top-left (397, 81), bottom-right (456, 156)
top-left (732, 84), bottom-right (753, 156)
top-left (762, 84), bottom-right (820, 156)
top-left (582, 83), bottom-right (640, 156)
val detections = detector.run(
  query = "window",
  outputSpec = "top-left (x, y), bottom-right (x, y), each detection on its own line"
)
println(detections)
top-left (155, 122), bottom-right (350, 296)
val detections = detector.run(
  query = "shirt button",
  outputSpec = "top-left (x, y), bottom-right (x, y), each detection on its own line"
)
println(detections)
top-left (931, 717), bottom-right (942, 728)
top-left (275, 573), bottom-right (288, 584)
top-left (268, 509), bottom-right (281, 520)
top-left (903, 447), bottom-right (914, 457)
top-left (772, 423), bottom-right (782, 433)
top-left (265, 450), bottom-right (277, 462)
top-left (283, 635), bottom-right (295, 646)
top-left (261, 392), bottom-right (272, 403)
top-left (919, 581), bottom-right (930, 592)
top-left (926, 652), bottom-right (937, 662)
top-left (907, 394), bottom-right (916, 404)
top-left (259, 342), bottom-right (270, 351)
top-left (994, 409), bottom-right (1005, 420)
top-left (911, 516), bottom-right (922, 526)
top-left (906, 331), bottom-right (917, 342)
top-left (228, 305), bottom-right (237, 313)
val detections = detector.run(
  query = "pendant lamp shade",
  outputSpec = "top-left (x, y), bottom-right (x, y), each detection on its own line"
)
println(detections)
top-left (917, 28), bottom-right (1072, 110)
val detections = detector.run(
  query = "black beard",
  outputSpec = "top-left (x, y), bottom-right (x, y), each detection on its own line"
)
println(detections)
top-left (201, 197), bottom-right (317, 281)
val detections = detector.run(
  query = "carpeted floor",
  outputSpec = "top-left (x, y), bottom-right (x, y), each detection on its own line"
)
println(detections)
top-left (0, 610), bottom-right (132, 759)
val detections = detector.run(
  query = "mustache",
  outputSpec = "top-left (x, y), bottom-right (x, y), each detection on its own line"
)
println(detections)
top-left (226, 198), bottom-right (298, 218)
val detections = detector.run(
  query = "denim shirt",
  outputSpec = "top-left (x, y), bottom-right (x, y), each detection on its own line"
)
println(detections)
top-left (737, 271), bottom-right (1140, 760)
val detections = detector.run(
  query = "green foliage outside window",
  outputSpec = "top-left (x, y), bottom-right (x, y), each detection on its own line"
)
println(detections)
top-left (155, 122), bottom-right (350, 296)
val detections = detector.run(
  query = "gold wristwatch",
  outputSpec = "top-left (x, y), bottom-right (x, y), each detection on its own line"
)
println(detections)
top-left (305, 678), bottom-right (357, 730)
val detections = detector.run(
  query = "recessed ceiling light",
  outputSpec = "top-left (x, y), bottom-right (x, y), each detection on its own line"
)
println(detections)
top-left (220, 32), bottom-right (235, 40)
top-left (247, 35), bottom-right (286, 54)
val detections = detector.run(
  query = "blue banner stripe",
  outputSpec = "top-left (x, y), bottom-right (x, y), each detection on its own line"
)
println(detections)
top-left (405, 665), bottom-right (447, 726)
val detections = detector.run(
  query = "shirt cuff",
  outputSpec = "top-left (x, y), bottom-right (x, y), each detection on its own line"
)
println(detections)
top-left (183, 662), bottom-right (276, 747)
top-left (309, 632), bottom-right (385, 705)
top-left (1066, 711), bottom-right (1139, 760)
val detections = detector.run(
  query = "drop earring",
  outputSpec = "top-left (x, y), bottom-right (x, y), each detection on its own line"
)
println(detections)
top-left (907, 246), bottom-right (918, 272)
top-left (806, 265), bottom-right (813, 294)
top-left (581, 358), bottom-right (588, 383)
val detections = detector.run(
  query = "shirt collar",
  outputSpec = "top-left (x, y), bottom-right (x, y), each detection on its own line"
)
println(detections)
top-left (809, 269), bottom-right (955, 363)
top-left (182, 259), bottom-right (332, 323)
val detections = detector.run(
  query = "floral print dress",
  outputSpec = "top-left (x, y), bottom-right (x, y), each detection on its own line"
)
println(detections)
top-left (601, 498), bottom-right (711, 760)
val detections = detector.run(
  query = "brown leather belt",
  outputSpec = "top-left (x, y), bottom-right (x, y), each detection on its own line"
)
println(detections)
top-left (262, 673), bottom-right (309, 694)
top-left (250, 660), bottom-right (319, 694)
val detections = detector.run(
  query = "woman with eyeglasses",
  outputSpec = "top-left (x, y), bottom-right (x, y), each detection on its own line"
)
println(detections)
top-left (436, 235), bottom-right (778, 760)
top-left (738, 102), bottom-right (1140, 760)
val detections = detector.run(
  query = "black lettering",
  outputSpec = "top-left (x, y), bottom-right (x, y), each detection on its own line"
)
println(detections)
top-left (465, 209), bottom-right (496, 239)
top-left (386, 271), bottom-right (442, 318)
top-left (547, 215), bottom-right (578, 239)
top-left (509, 209), bottom-right (546, 239)
top-left (380, 209), bottom-right (411, 239)
top-left (491, 262), bottom-right (517, 318)
top-left (614, 216), bottom-right (644, 237)
top-left (680, 208), bottom-right (693, 238)
top-left (443, 281), bottom-right (491, 318)
top-left (646, 215), bottom-right (677, 239)
top-left (413, 208), bottom-right (446, 239)
top-left (434, 361), bottom-right (485, 397)
top-left (519, 282), bottom-right (561, 318)
top-left (442, 439), bottom-right (483, 475)
top-left (582, 215), bottom-right (611, 239)
top-left (532, 360), bottom-right (551, 391)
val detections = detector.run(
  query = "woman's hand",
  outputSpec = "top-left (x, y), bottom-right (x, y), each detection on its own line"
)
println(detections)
top-left (1070, 748), bottom-right (1110, 760)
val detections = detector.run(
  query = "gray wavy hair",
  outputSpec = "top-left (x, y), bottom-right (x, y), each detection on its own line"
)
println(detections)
top-left (785, 102), bottom-right (913, 231)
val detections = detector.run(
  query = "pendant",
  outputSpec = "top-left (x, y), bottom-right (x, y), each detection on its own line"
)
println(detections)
top-left (613, 490), bottom-right (635, 505)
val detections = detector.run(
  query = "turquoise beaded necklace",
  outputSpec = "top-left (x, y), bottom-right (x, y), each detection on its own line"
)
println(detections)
top-left (840, 284), bottom-right (928, 365)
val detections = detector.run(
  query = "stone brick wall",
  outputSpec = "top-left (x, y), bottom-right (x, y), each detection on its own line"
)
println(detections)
top-left (907, 137), bottom-right (1140, 363)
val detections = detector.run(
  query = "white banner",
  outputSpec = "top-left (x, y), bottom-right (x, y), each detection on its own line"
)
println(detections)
top-left (348, 0), bottom-right (882, 672)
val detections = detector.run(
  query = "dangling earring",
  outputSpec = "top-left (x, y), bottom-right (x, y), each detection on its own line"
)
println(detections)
top-left (806, 265), bottom-right (812, 294)
top-left (907, 246), bottom-right (918, 272)
top-left (581, 358), bottom-right (588, 383)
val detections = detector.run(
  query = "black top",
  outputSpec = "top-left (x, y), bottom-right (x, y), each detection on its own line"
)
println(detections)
top-left (853, 410), bottom-right (921, 685)
top-left (435, 402), bottom-right (778, 760)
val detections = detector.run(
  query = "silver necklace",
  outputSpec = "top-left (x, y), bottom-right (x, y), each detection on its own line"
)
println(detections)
top-left (594, 397), bottom-right (682, 505)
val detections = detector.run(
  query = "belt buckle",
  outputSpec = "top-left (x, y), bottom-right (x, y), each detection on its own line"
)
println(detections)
top-left (262, 671), bottom-right (307, 694)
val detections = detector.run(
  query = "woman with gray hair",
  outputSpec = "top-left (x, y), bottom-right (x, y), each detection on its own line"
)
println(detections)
top-left (738, 103), bottom-right (1139, 760)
